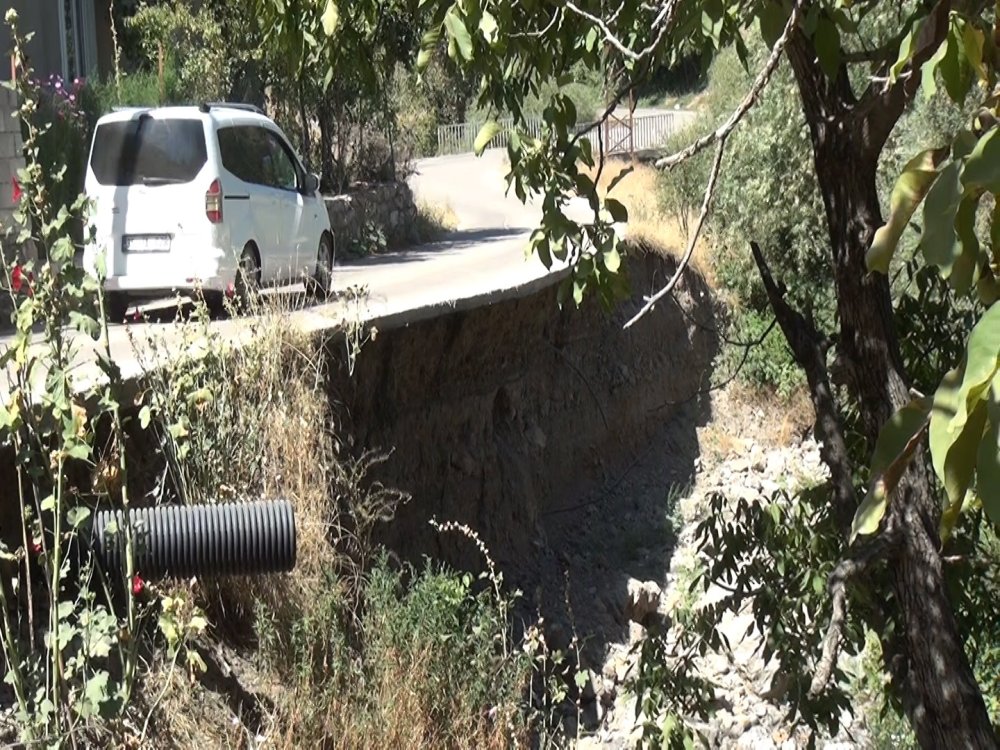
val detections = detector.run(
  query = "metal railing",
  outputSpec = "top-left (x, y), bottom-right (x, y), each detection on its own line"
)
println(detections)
top-left (436, 110), bottom-right (698, 156)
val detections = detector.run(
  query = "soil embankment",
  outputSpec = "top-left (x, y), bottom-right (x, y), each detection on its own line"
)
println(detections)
top-left (328, 249), bottom-right (718, 578)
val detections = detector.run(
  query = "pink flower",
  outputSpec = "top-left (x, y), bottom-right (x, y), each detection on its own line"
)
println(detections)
top-left (131, 574), bottom-right (145, 596)
top-left (11, 176), bottom-right (21, 203)
top-left (30, 539), bottom-right (42, 555)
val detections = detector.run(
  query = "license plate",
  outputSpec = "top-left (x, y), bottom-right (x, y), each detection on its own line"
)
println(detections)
top-left (123, 235), bottom-right (171, 253)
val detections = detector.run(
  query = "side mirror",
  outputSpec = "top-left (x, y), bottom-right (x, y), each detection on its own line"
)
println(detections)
top-left (303, 173), bottom-right (320, 194)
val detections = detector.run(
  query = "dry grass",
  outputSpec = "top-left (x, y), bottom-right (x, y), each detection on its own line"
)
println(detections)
top-left (415, 198), bottom-right (460, 242)
top-left (134, 301), bottom-right (338, 627)
top-left (697, 382), bottom-right (815, 465)
top-left (128, 298), bottom-right (529, 749)
top-left (267, 656), bottom-right (523, 750)
top-left (582, 158), bottom-right (717, 286)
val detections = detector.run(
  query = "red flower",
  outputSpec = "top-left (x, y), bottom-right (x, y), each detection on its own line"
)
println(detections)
top-left (11, 176), bottom-right (20, 204)
top-left (131, 574), bottom-right (145, 596)
top-left (10, 264), bottom-right (22, 293)
top-left (30, 539), bottom-right (42, 555)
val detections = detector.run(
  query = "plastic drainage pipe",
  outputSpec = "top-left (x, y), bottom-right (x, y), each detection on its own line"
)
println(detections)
top-left (90, 499), bottom-right (296, 580)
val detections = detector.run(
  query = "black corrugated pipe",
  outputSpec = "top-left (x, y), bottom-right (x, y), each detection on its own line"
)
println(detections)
top-left (90, 499), bottom-right (296, 580)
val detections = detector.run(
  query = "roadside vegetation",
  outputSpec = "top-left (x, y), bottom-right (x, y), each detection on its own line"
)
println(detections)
top-left (6, 0), bottom-right (1000, 748)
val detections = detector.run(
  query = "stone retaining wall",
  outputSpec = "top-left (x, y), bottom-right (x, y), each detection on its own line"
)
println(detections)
top-left (323, 181), bottom-right (418, 256)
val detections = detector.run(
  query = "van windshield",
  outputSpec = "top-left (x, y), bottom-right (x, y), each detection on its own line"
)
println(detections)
top-left (90, 117), bottom-right (207, 186)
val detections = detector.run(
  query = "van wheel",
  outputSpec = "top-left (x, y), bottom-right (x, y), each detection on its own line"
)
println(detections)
top-left (234, 246), bottom-right (261, 311)
top-left (306, 234), bottom-right (334, 301)
top-left (105, 292), bottom-right (130, 323)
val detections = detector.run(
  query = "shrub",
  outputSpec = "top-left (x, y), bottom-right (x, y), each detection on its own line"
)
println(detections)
top-left (257, 555), bottom-right (530, 749)
top-left (31, 74), bottom-right (100, 219)
top-left (126, 2), bottom-right (232, 104)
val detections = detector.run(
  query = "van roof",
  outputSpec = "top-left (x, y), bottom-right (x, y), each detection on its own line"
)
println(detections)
top-left (95, 104), bottom-right (273, 127)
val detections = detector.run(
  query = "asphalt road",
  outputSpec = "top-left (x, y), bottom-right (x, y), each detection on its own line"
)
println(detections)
top-left (1, 150), bottom-right (566, 396)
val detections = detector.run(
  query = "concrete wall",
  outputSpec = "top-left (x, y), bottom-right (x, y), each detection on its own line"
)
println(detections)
top-left (324, 182), bottom-right (418, 256)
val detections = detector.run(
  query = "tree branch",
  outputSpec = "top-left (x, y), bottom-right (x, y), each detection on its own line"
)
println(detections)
top-left (654, 0), bottom-right (804, 170)
top-left (564, 0), bottom-right (680, 63)
top-left (856, 0), bottom-right (953, 156)
top-left (623, 137), bottom-right (725, 329)
top-left (749, 242), bottom-right (857, 531)
top-left (809, 531), bottom-right (897, 697)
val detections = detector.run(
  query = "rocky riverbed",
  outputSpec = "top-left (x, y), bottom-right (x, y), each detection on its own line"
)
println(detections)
top-left (537, 386), bottom-right (875, 748)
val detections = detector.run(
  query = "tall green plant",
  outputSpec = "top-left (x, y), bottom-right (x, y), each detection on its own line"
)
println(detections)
top-left (0, 12), bottom-right (216, 746)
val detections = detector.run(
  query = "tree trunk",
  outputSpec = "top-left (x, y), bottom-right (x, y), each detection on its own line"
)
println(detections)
top-left (318, 95), bottom-right (335, 193)
top-left (784, 35), bottom-right (998, 748)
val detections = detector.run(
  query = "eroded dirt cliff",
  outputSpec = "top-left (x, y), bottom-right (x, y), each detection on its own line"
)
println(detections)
top-left (328, 248), bottom-right (718, 579)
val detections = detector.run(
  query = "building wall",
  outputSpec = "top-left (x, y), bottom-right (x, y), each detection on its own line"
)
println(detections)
top-left (0, 0), bottom-right (64, 81)
top-left (0, 0), bottom-right (105, 82)
top-left (0, 86), bottom-right (24, 255)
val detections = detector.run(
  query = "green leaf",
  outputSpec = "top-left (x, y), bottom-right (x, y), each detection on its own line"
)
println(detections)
top-left (931, 363), bottom-right (966, 487)
top-left (66, 443), bottom-right (90, 461)
top-left (417, 26), bottom-right (442, 71)
top-left (603, 247), bottom-right (622, 273)
top-left (940, 395), bottom-right (988, 507)
top-left (920, 161), bottom-right (962, 275)
top-left (870, 397), bottom-right (933, 477)
top-left (479, 10), bottom-right (498, 43)
top-left (891, 21), bottom-right (920, 81)
top-left (950, 195), bottom-right (981, 295)
top-left (474, 120), bottom-right (502, 155)
top-left (139, 405), bottom-right (151, 430)
top-left (66, 506), bottom-right (91, 529)
top-left (920, 38), bottom-right (948, 99)
top-left (928, 345), bottom-right (996, 511)
top-left (962, 22), bottom-right (987, 82)
top-left (851, 483), bottom-right (889, 545)
top-left (940, 26), bottom-right (973, 102)
top-left (852, 397), bottom-right (931, 543)
top-left (444, 9), bottom-right (474, 61)
top-left (867, 148), bottom-right (947, 273)
top-left (976, 379), bottom-right (1000, 522)
top-left (321, 0), bottom-right (339, 36)
top-left (950, 301), bottom-right (1000, 432)
top-left (814, 18), bottom-right (842, 80)
top-left (962, 128), bottom-right (1000, 193)
top-left (758, 2), bottom-right (789, 46)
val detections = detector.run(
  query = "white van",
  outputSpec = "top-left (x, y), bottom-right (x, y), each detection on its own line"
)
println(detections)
top-left (82, 103), bottom-right (334, 319)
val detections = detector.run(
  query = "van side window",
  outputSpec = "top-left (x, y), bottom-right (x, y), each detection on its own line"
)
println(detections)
top-left (218, 126), bottom-right (270, 185)
top-left (263, 130), bottom-right (301, 191)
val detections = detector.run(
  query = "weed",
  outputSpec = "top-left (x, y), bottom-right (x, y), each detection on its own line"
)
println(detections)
top-left (415, 198), bottom-right (460, 242)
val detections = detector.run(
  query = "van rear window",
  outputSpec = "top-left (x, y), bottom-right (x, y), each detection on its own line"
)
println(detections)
top-left (90, 117), bottom-right (207, 186)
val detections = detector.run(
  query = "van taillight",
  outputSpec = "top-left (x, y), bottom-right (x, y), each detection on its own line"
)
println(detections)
top-left (206, 179), bottom-right (222, 223)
